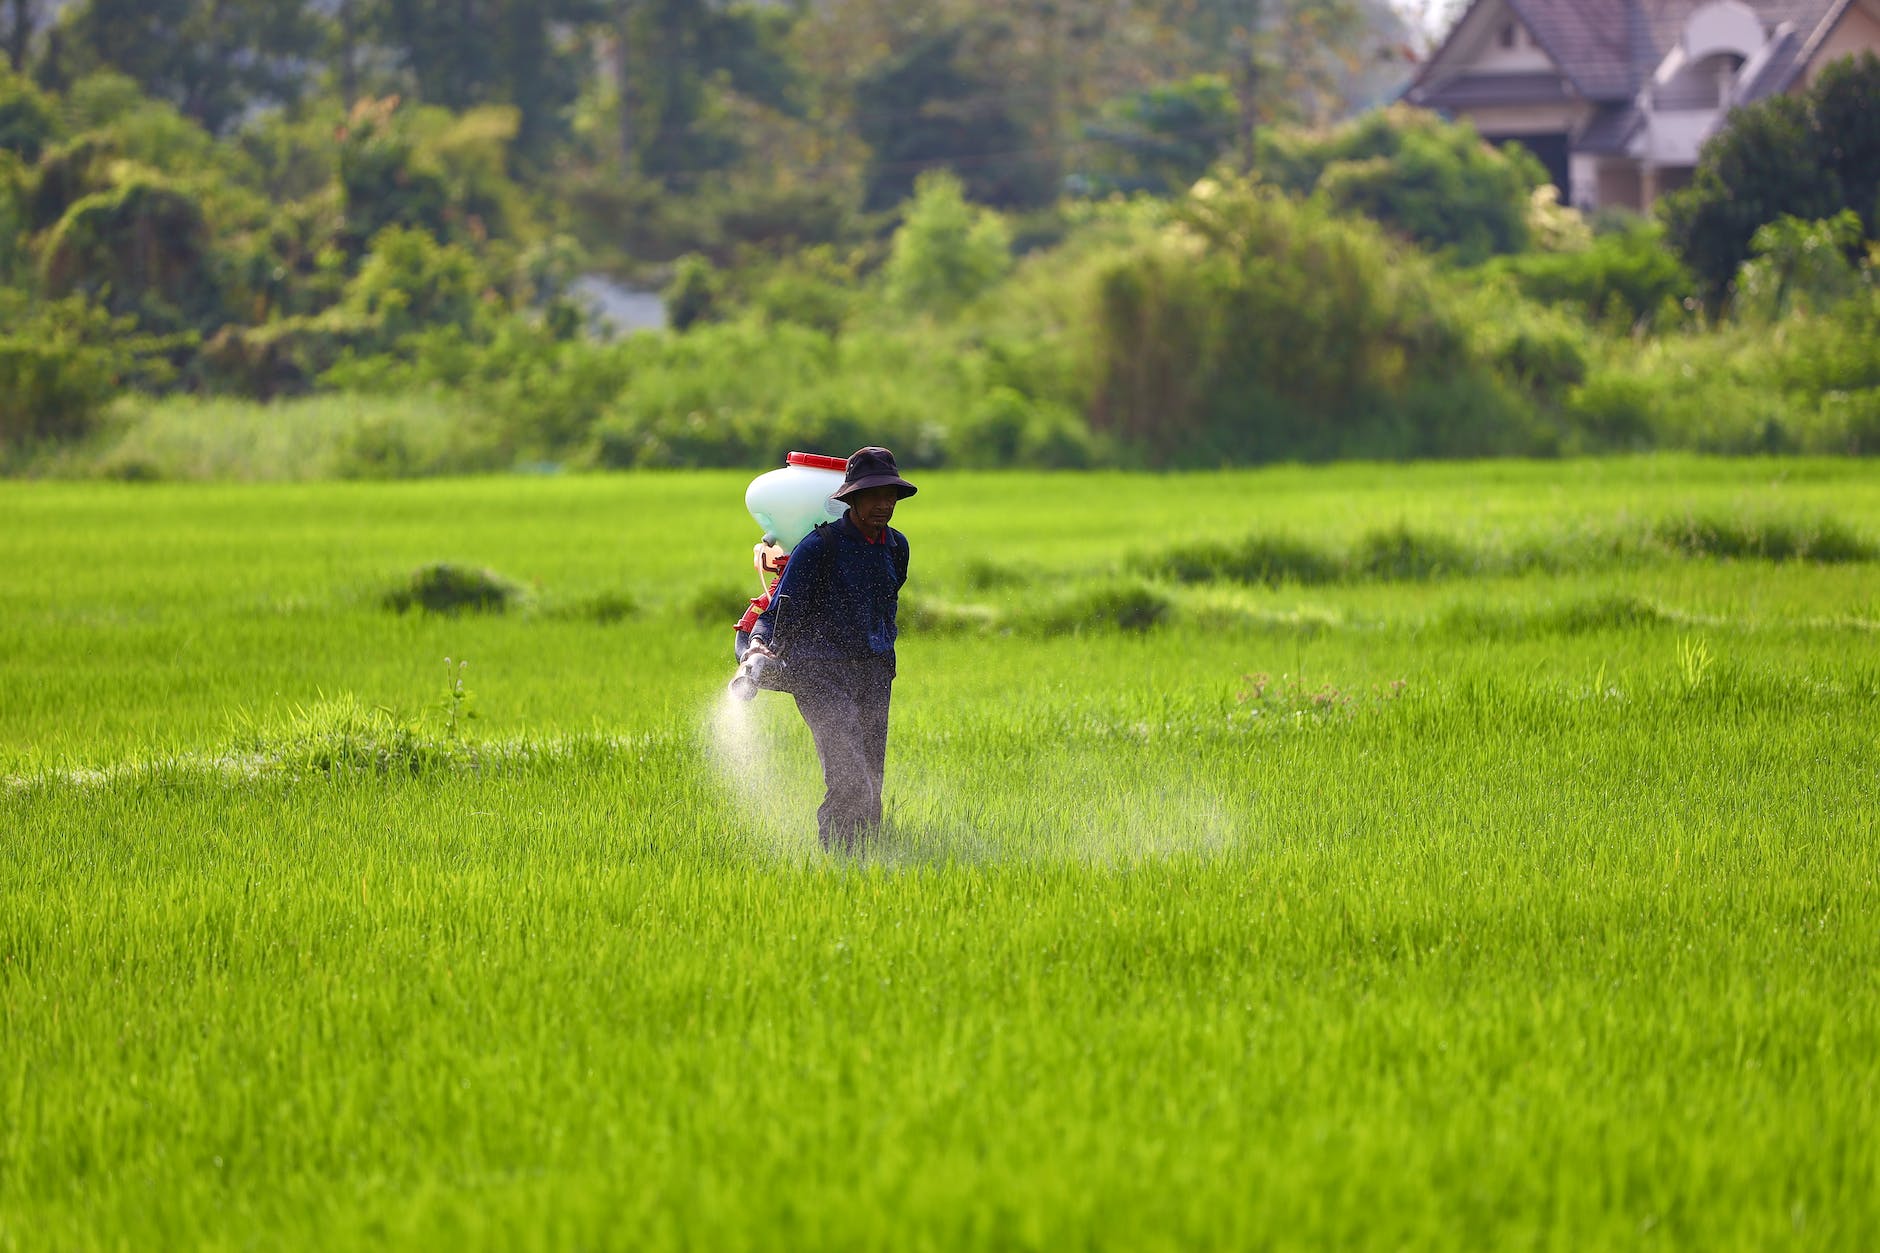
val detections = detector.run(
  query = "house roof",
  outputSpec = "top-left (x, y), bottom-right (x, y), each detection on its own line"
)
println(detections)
top-left (1417, 71), bottom-right (1579, 108)
top-left (1512, 0), bottom-right (1636, 98)
top-left (1409, 0), bottom-right (1854, 107)
top-left (1576, 102), bottom-right (1644, 152)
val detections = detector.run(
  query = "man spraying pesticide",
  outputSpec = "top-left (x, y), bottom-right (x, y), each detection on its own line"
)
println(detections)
top-left (728, 447), bottom-right (916, 852)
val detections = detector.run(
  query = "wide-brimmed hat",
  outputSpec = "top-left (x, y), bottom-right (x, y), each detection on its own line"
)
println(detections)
top-left (831, 446), bottom-right (918, 501)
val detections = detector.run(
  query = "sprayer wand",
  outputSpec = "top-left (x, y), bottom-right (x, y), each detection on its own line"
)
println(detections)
top-left (729, 594), bottom-right (789, 701)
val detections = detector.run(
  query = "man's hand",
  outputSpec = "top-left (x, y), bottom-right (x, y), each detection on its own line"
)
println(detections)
top-left (746, 639), bottom-right (777, 659)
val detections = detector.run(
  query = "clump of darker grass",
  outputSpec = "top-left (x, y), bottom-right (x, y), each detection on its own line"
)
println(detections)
top-left (902, 593), bottom-right (1002, 634)
top-left (383, 563), bottom-right (523, 615)
top-left (1652, 513), bottom-right (1875, 563)
top-left (549, 591), bottom-right (639, 624)
top-left (1137, 525), bottom-right (1476, 586)
top-left (242, 696), bottom-right (471, 776)
top-left (1135, 534), bottom-right (1342, 586)
top-left (1438, 593), bottom-right (1673, 640)
top-left (1034, 580), bottom-right (1173, 634)
top-left (961, 558), bottom-right (1027, 592)
top-left (1350, 524), bottom-right (1476, 581)
top-left (1135, 511), bottom-right (1874, 591)
top-left (688, 580), bottom-right (758, 626)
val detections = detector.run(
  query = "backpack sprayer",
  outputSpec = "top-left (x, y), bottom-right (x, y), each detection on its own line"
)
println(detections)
top-left (727, 451), bottom-right (849, 701)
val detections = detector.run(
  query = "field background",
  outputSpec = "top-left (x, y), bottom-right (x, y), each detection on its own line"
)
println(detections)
top-left (3, 458), bottom-right (1878, 1249)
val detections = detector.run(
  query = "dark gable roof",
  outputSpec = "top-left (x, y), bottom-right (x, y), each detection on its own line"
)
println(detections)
top-left (1509, 0), bottom-right (1636, 98)
top-left (1419, 71), bottom-right (1578, 108)
top-left (1576, 101), bottom-right (1644, 151)
top-left (1411, 0), bottom-right (1854, 107)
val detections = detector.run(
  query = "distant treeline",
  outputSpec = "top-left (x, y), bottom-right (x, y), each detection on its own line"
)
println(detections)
top-left (0, 2), bottom-right (1876, 473)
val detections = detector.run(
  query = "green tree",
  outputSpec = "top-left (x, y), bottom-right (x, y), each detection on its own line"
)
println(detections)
top-left (54, 0), bottom-right (322, 133)
top-left (0, 63), bottom-right (56, 160)
top-left (614, 0), bottom-right (799, 181)
top-left (1075, 74), bottom-right (1236, 197)
top-left (884, 169), bottom-right (1011, 316)
top-left (367, 0), bottom-right (605, 157)
top-left (3, 0), bottom-right (43, 74)
top-left (1661, 52), bottom-right (1880, 308)
top-left (40, 177), bottom-right (226, 333)
top-left (854, 22), bottom-right (1050, 211)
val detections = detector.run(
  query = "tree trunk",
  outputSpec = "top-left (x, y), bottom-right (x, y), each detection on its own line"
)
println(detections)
top-left (338, 0), bottom-right (358, 105)
top-left (1235, 1), bottom-right (1263, 171)
top-left (3, 0), bottom-right (33, 73)
top-left (616, 0), bottom-right (635, 170)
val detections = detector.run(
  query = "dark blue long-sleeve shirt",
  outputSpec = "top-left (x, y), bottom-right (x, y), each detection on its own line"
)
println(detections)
top-left (750, 514), bottom-right (908, 664)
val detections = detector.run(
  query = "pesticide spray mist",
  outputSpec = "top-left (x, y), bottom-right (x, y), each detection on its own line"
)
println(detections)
top-left (702, 449), bottom-right (1237, 861)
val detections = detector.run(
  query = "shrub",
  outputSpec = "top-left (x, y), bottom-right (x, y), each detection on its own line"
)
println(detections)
top-left (587, 322), bottom-right (964, 469)
top-left (0, 295), bottom-right (174, 445)
top-left (1484, 219), bottom-right (1694, 326)
top-left (40, 178), bottom-right (226, 333)
top-left (1074, 74), bottom-right (1237, 197)
top-left (1257, 106), bottom-right (1547, 262)
top-left (955, 387), bottom-right (1105, 469)
top-left (340, 226), bottom-right (490, 343)
top-left (1732, 211), bottom-right (1866, 322)
top-left (383, 563), bottom-right (523, 615)
top-left (0, 68), bottom-right (59, 163)
top-left (884, 171), bottom-right (1011, 317)
top-left (1087, 179), bottom-right (1526, 465)
top-left (665, 254), bottom-right (723, 331)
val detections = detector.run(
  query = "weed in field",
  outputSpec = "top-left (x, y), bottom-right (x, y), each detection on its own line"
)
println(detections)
top-left (442, 657), bottom-right (472, 740)
top-left (1233, 671), bottom-right (1407, 724)
top-left (383, 562), bottom-right (523, 615)
top-left (245, 694), bottom-right (468, 776)
top-left (1677, 635), bottom-right (1716, 695)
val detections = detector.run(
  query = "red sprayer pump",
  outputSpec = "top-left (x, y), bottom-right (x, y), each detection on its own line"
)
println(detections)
top-left (727, 451), bottom-right (848, 700)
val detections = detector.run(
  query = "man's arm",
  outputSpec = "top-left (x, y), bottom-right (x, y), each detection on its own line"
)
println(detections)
top-left (749, 528), bottom-right (824, 653)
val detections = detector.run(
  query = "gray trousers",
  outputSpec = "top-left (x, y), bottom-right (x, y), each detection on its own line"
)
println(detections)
top-left (791, 657), bottom-right (895, 851)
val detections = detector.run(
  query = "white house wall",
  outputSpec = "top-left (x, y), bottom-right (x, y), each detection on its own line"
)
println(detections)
top-left (1465, 102), bottom-right (1595, 135)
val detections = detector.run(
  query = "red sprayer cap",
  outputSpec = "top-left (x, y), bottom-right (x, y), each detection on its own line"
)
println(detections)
top-left (786, 451), bottom-right (849, 472)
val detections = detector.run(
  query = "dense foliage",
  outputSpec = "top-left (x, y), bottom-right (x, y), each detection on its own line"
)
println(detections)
top-left (0, 9), bottom-right (1876, 475)
top-left (1661, 52), bottom-right (1880, 307)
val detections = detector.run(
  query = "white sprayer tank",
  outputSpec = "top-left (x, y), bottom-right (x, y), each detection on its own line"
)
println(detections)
top-left (745, 451), bottom-right (848, 551)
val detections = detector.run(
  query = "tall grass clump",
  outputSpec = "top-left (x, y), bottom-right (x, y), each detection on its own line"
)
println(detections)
top-left (382, 562), bottom-right (524, 614)
top-left (1653, 512), bottom-right (1876, 562)
top-left (1032, 579), bottom-right (1173, 634)
top-left (1140, 533), bottom-right (1343, 586)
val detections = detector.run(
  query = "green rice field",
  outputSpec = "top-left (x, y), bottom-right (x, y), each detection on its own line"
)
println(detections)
top-left (3, 457), bottom-right (1878, 1249)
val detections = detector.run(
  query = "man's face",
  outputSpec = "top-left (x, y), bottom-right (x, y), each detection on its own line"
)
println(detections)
top-left (847, 486), bottom-right (900, 533)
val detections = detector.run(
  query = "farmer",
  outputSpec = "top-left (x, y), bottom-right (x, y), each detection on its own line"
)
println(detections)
top-left (746, 447), bottom-right (916, 852)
